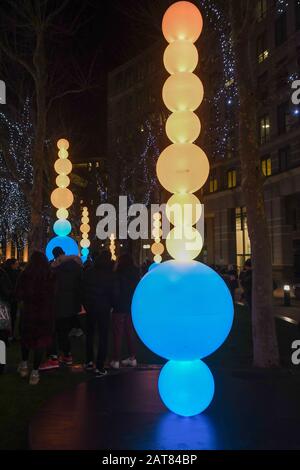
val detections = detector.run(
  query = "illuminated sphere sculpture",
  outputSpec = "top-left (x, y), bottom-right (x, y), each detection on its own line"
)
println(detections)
top-left (46, 138), bottom-right (78, 261)
top-left (131, 1), bottom-right (234, 417)
top-left (80, 207), bottom-right (91, 262)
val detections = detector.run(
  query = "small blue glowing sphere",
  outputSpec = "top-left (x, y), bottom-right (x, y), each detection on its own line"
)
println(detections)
top-left (158, 360), bottom-right (215, 417)
top-left (46, 236), bottom-right (79, 261)
top-left (132, 260), bottom-right (234, 361)
top-left (81, 248), bottom-right (89, 257)
top-left (53, 219), bottom-right (72, 237)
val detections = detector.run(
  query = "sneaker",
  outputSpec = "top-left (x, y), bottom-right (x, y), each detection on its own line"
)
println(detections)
top-left (59, 354), bottom-right (73, 366)
top-left (75, 328), bottom-right (84, 337)
top-left (121, 357), bottom-right (137, 368)
top-left (84, 362), bottom-right (94, 372)
top-left (18, 362), bottom-right (29, 378)
top-left (29, 370), bottom-right (40, 385)
top-left (109, 360), bottom-right (120, 370)
top-left (95, 368), bottom-right (108, 378)
top-left (69, 328), bottom-right (77, 337)
top-left (39, 358), bottom-right (60, 371)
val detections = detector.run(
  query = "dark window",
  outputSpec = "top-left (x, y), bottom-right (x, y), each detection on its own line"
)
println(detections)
top-left (277, 101), bottom-right (289, 134)
top-left (275, 13), bottom-right (287, 46)
top-left (257, 32), bottom-right (269, 63)
top-left (257, 0), bottom-right (267, 21)
top-left (296, 0), bottom-right (300, 30)
top-left (279, 146), bottom-right (290, 171)
top-left (259, 115), bottom-right (270, 144)
top-left (257, 71), bottom-right (269, 99)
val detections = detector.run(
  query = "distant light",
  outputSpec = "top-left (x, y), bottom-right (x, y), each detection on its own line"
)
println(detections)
top-left (227, 99), bottom-right (232, 105)
top-left (284, 285), bottom-right (290, 292)
top-left (293, 108), bottom-right (300, 116)
top-left (143, 244), bottom-right (151, 249)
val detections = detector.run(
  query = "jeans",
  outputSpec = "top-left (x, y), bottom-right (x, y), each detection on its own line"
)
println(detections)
top-left (86, 310), bottom-right (110, 370)
top-left (112, 313), bottom-right (136, 361)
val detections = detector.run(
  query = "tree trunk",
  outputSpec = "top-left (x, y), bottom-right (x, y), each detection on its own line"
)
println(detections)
top-left (230, 1), bottom-right (279, 367)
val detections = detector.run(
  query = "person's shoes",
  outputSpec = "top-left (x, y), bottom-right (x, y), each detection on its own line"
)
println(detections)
top-left (95, 368), bottom-right (108, 378)
top-left (109, 360), bottom-right (120, 369)
top-left (121, 357), bottom-right (137, 367)
top-left (59, 354), bottom-right (73, 366)
top-left (39, 358), bottom-right (60, 371)
top-left (75, 328), bottom-right (84, 337)
top-left (17, 362), bottom-right (29, 378)
top-left (84, 362), bottom-right (94, 372)
top-left (29, 370), bottom-right (40, 385)
top-left (68, 328), bottom-right (77, 337)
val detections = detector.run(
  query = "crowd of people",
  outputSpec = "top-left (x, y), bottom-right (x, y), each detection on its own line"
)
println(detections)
top-left (0, 248), bottom-right (253, 386)
top-left (0, 249), bottom-right (140, 384)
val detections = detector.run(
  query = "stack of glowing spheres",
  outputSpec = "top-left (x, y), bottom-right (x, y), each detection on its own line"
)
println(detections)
top-left (110, 234), bottom-right (117, 261)
top-left (46, 139), bottom-right (78, 261)
top-left (80, 207), bottom-right (91, 262)
top-left (151, 213), bottom-right (164, 264)
top-left (131, 1), bottom-right (234, 417)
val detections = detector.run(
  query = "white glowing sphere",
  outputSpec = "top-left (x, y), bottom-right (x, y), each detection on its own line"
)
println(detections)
top-left (166, 111), bottom-right (201, 144)
top-left (164, 40), bottom-right (198, 74)
top-left (166, 193), bottom-right (202, 226)
top-left (166, 226), bottom-right (203, 261)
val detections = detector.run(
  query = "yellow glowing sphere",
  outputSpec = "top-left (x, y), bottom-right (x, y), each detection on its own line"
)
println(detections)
top-left (83, 206), bottom-right (88, 211)
top-left (166, 111), bottom-right (201, 144)
top-left (54, 158), bottom-right (72, 176)
top-left (152, 228), bottom-right (163, 239)
top-left (58, 149), bottom-right (69, 159)
top-left (57, 139), bottom-right (70, 150)
top-left (166, 193), bottom-right (202, 226)
top-left (166, 226), bottom-right (203, 261)
top-left (155, 238), bottom-right (161, 243)
top-left (162, 1), bottom-right (203, 44)
top-left (82, 233), bottom-right (89, 239)
top-left (56, 208), bottom-right (69, 219)
top-left (163, 73), bottom-right (204, 112)
top-left (56, 174), bottom-right (70, 189)
top-left (153, 212), bottom-right (162, 221)
top-left (112, 255), bottom-right (117, 261)
top-left (80, 224), bottom-right (90, 234)
top-left (80, 239), bottom-right (91, 249)
top-left (154, 255), bottom-right (162, 263)
top-left (153, 220), bottom-right (161, 229)
top-left (81, 216), bottom-right (89, 224)
top-left (151, 242), bottom-right (165, 256)
top-left (51, 188), bottom-right (74, 209)
top-left (157, 143), bottom-right (209, 194)
top-left (164, 40), bottom-right (198, 74)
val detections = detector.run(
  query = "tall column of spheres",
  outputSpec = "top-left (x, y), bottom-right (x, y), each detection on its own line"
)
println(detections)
top-left (80, 206), bottom-right (91, 262)
top-left (46, 138), bottom-right (79, 260)
top-left (151, 212), bottom-right (164, 264)
top-left (132, 2), bottom-right (234, 418)
top-left (109, 233), bottom-right (117, 261)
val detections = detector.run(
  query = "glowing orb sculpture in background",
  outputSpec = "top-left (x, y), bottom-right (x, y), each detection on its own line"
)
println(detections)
top-left (46, 236), bottom-right (78, 261)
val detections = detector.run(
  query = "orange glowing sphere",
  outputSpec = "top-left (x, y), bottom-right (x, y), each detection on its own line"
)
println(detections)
top-left (54, 159), bottom-right (72, 176)
top-left (51, 188), bottom-right (74, 209)
top-left (151, 242), bottom-right (165, 256)
top-left (80, 224), bottom-right (91, 234)
top-left (164, 40), bottom-right (198, 74)
top-left (162, 1), bottom-right (203, 44)
top-left (57, 138), bottom-right (70, 150)
top-left (166, 110), bottom-right (201, 143)
top-left (163, 73), bottom-right (204, 112)
top-left (157, 143), bottom-right (209, 194)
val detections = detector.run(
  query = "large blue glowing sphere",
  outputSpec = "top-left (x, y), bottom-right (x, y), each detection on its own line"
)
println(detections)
top-left (132, 260), bottom-right (234, 361)
top-left (46, 236), bottom-right (79, 261)
top-left (158, 360), bottom-right (215, 417)
top-left (53, 219), bottom-right (72, 237)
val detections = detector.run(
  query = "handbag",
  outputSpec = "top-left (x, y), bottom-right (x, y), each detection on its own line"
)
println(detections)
top-left (0, 300), bottom-right (11, 331)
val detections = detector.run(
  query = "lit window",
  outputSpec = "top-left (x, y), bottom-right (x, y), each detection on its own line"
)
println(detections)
top-left (209, 178), bottom-right (218, 193)
top-left (236, 207), bottom-right (251, 269)
top-left (228, 170), bottom-right (237, 189)
top-left (259, 115), bottom-right (270, 144)
top-left (225, 78), bottom-right (235, 88)
top-left (261, 156), bottom-right (272, 176)
top-left (256, 0), bottom-right (267, 21)
top-left (257, 32), bottom-right (269, 63)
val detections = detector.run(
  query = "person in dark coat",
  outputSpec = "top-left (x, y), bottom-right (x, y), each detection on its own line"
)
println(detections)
top-left (110, 253), bottom-right (140, 370)
top-left (239, 258), bottom-right (252, 310)
top-left (0, 265), bottom-right (13, 375)
top-left (4, 258), bottom-right (20, 339)
top-left (40, 247), bottom-right (83, 370)
top-left (82, 250), bottom-right (114, 377)
top-left (16, 251), bottom-right (55, 385)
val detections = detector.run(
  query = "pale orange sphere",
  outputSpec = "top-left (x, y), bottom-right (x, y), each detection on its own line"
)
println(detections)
top-left (80, 224), bottom-right (91, 233)
top-left (54, 158), bottom-right (72, 176)
top-left (82, 233), bottom-right (89, 240)
top-left (81, 216), bottom-right (89, 224)
top-left (56, 208), bottom-right (69, 219)
top-left (51, 188), bottom-right (74, 209)
top-left (57, 138), bottom-right (70, 150)
top-left (163, 73), bottom-right (204, 112)
top-left (58, 149), bottom-right (69, 159)
top-left (166, 226), bottom-right (203, 261)
top-left (153, 212), bottom-right (162, 221)
top-left (162, 1), bottom-right (203, 44)
top-left (164, 40), bottom-right (198, 74)
top-left (56, 174), bottom-right (70, 189)
top-left (151, 242), bottom-right (165, 256)
top-left (166, 193), bottom-right (202, 226)
top-left (80, 239), bottom-right (91, 249)
top-left (157, 143), bottom-right (209, 194)
top-left (166, 110), bottom-right (201, 143)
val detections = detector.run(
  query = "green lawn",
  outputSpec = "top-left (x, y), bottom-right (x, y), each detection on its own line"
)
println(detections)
top-left (0, 305), bottom-right (299, 449)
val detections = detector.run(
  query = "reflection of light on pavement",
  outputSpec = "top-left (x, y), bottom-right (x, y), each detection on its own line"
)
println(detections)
top-left (276, 315), bottom-right (298, 325)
